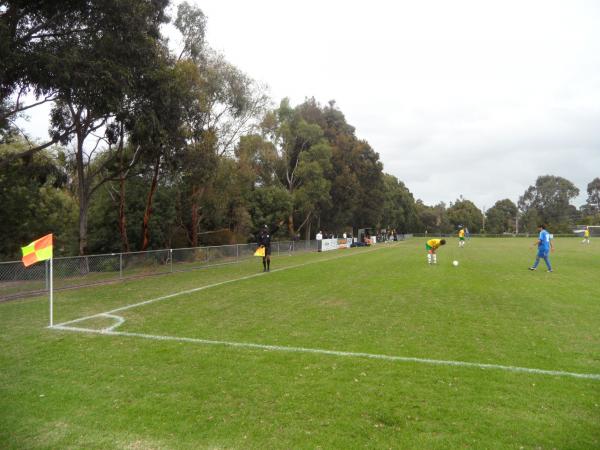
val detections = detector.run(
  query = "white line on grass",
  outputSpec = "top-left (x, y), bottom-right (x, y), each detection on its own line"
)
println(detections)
top-left (52, 324), bottom-right (600, 381)
top-left (52, 244), bottom-right (393, 328)
top-left (50, 241), bottom-right (600, 382)
top-left (100, 313), bottom-right (125, 332)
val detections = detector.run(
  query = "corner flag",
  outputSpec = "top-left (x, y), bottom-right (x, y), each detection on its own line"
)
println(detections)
top-left (21, 234), bottom-right (53, 267)
top-left (22, 234), bottom-right (54, 326)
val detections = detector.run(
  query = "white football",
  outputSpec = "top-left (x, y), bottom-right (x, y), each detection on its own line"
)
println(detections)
top-left (453, 260), bottom-right (459, 266)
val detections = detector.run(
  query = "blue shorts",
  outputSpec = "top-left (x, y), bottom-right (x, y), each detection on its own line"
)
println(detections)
top-left (537, 248), bottom-right (549, 258)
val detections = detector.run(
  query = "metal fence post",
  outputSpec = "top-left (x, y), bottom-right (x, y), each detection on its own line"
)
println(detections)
top-left (119, 253), bottom-right (123, 279)
top-left (170, 249), bottom-right (173, 273)
top-left (236, 244), bottom-right (239, 261)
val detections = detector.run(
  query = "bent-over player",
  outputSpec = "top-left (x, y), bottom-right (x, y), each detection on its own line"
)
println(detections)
top-left (426, 238), bottom-right (446, 264)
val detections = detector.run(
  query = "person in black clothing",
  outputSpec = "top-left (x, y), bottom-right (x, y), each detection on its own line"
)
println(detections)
top-left (257, 225), bottom-right (272, 272)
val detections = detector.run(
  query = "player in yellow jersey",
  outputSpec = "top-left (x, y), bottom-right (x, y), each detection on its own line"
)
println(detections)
top-left (425, 238), bottom-right (446, 264)
top-left (582, 227), bottom-right (590, 245)
top-left (458, 227), bottom-right (465, 247)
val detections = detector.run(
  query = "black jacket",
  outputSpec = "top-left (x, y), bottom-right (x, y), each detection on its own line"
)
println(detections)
top-left (258, 230), bottom-right (271, 248)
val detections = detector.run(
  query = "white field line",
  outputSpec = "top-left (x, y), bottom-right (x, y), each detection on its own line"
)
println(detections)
top-left (100, 313), bottom-right (125, 332)
top-left (50, 240), bottom-right (600, 382)
top-left (52, 324), bottom-right (600, 381)
top-left (52, 245), bottom-right (392, 328)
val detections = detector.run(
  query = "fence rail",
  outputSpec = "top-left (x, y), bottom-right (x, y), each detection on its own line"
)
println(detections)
top-left (0, 240), bottom-right (319, 301)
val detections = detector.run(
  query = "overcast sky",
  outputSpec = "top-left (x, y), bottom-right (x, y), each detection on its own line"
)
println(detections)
top-left (19, 0), bottom-right (600, 210)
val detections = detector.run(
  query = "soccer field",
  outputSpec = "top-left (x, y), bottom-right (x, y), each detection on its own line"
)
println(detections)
top-left (1, 238), bottom-right (599, 448)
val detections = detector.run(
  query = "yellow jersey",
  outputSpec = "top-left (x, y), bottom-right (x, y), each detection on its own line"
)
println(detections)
top-left (426, 239), bottom-right (443, 250)
top-left (458, 229), bottom-right (465, 238)
top-left (584, 229), bottom-right (590, 237)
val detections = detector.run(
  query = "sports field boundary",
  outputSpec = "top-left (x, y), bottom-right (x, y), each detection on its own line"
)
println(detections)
top-left (49, 242), bottom-right (600, 383)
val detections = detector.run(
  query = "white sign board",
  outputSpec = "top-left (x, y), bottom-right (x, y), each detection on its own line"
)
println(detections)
top-left (319, 239), bottom-right (338, 252)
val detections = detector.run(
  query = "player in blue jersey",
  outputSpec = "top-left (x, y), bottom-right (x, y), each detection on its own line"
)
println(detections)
top-left (529, 224), bottom-right (554, 272)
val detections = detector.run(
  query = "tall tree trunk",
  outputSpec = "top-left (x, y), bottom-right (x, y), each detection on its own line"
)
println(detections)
top-left (78, 194), bottom-right (90, 274)
top-left (286, 178), bottom-right (295, 236)
top-left (296, 211), bottom-right (312, 235)
top-left (78, 193), bottom-right (88, 256)
top-left (75, 124), bottom-right (88, 257)
top-left (287, 213), bottom-right (294, 236)
top-left (67, 102), bottom-right (108, 260)
top-left (118, 172), bottom-right (130, 252)
top-left (74, 114), bottom-right (91, 275)
top-left (190, 185), bottom-right (205, 248)
top-left (191, 198), bottom-right (198, 247)
top-left (141, 154), bottom-right (161, 251)
top-left (117, 126), bottom-right (130, 253)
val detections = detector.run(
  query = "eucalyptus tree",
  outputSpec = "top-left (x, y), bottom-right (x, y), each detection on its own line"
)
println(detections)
top-left (518, 175), bottom-right (579, 231)
top-left (381, 174), bottom-right (419, 233)
top-left (234, 134), bottom-right (292, 235)
top-left (170, 2), bottom-right (269, 246)
top-left (0, 0), bottom-right (169, 165)
top-left (298, 99), bottom-right (386, 234)
top-left (485, 199), bottom-right (518, 234)
top-left (447, 198), bottom-right (484, 233)
top-left (261, 99), bottom-right (333, 237)
top-left (584, 177), bottom-right (600, 216)
top-left (416, 201), bottom-right (452, 234)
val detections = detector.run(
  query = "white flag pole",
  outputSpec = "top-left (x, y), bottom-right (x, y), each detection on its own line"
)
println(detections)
top-left (49, 257), bottom-right (54, 327)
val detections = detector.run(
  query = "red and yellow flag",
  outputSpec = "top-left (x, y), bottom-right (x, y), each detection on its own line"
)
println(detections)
top-left (21, 234), bottom-right (53, 267)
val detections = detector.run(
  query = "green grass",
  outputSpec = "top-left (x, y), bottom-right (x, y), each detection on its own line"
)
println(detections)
top-left (1, 239), bottom-right (599, 449)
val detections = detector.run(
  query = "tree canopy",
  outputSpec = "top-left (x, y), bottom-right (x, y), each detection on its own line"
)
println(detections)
top-left (518, 175), bottom-right (580, 232)
top-left (485, 199), bottom-right (518, 234)
top-left (447, 198), bottom-right (484, 233)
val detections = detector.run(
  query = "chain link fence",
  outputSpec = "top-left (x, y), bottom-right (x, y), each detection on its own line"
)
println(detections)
top-left (0, 240), bottom-right (319, 301)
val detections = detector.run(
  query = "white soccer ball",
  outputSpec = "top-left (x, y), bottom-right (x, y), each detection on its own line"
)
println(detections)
top-left (453, 260), bottom-right (459, 266)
